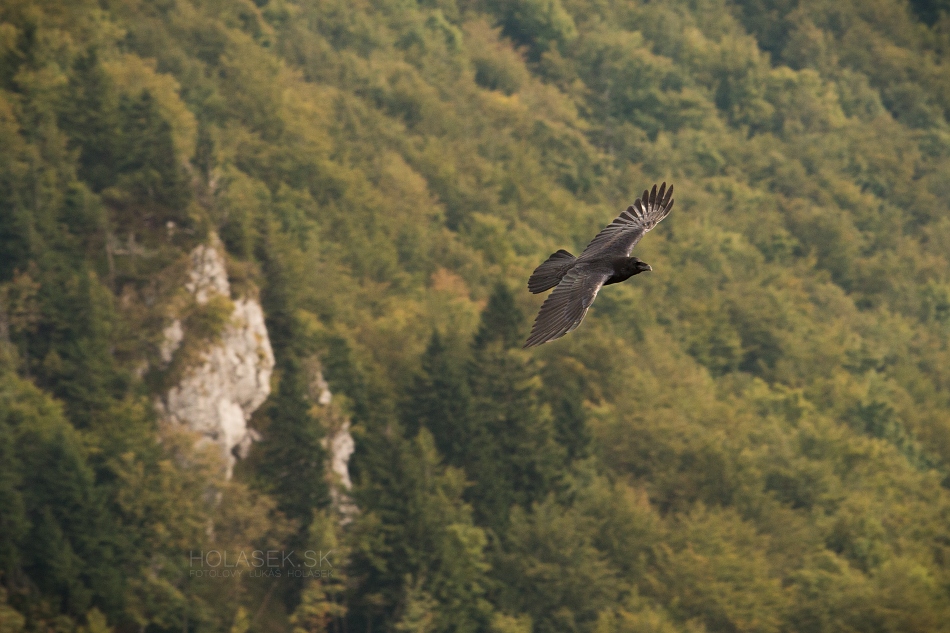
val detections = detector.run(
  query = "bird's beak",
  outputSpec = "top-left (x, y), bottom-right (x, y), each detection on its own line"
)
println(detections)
top-left (645, 264), bottom-right (653, 272)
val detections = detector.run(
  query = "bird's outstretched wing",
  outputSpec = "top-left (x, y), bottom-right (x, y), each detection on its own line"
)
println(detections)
top-left (578, 182), bottom-right (674, 260)
top-left (524, 266), bottom-right (609, 348)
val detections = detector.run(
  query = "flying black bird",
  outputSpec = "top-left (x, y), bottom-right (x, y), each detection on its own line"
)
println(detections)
top-left (524, 182), bottom-right (674, 348)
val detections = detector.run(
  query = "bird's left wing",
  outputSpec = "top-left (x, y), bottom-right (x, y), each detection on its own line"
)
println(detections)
top-left (524, 266), bottom-right (609, 347)
top-left (578, 182), bottom-right (674, 259)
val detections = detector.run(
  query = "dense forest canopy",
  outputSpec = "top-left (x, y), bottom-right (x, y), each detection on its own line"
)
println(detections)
top-left (3, 0), bottom-right (950, 631)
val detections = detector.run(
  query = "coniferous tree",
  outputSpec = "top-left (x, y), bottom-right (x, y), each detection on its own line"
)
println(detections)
top-left (1, 374), bottom-right (123, 619)
top-left (59, 49), bottom-right (122, 194)
top-left (253, 356), bottom-right (330, 526)
top-left (349, 430), bottom-right (492, 633)
top-left (0, 386), bottom-right (26, 585)
top-left (464, 284), bottom-right (565, 530)
top-left (472, 284), bottom-right (525, 350)
top-left (252, 227), bottom-right (330, 527)
top-left (30, 264), bottom-right (121, 429)
top-left (403, 330), bottom-right (472, 464)
top-left (541, 358), bottom-right (592, 463)
top-left (117, 90), bottom-right (191, 222)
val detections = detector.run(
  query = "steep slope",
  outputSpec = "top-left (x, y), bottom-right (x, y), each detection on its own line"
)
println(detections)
top-left (3, 0), bottom-right (950, 631)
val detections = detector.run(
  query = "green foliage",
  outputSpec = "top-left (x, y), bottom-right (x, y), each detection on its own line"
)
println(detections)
top-left (6, 0), bottom-right (950, 631)
top-left (487, 0), bottom-right (577, 60)
top-left (349, 429), bottom-right (493, 632)
top-left (472, 283), bottom-right (524, 350)
top-left (288, 511), bottom-right (348, 633)
top-left (0, 369), bottom-right (122, 618)
top-left (0, 589), bottom-right (25, 633)
top-left (252, 355), bottom-right (331, 525)
top-left (403, 330), bottom-right (473, 458)
top-left (464, 286), bottom-right (566, 529)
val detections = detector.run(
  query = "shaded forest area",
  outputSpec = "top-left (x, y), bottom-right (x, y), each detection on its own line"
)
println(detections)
top-left (4, 0), bottom-right (950, 631)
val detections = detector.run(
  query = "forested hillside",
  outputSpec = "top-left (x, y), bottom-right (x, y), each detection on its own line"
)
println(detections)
top-left (4, 0), bottom-right (950, 631)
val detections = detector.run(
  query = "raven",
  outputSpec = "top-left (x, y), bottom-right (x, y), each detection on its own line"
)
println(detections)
top-left (524, 182), bottom-right (674, 348)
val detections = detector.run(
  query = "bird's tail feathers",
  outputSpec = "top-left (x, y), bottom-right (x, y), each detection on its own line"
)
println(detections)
top-left (528, 249), bottom-right (576, 294)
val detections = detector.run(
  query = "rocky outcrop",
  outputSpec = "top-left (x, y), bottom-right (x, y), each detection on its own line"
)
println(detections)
top-left (306, 358), bottom-right (357, 522)
top-left (156, 238), bottom-right (275, 477)
top-left (155, 237), bottom-right (356, 506)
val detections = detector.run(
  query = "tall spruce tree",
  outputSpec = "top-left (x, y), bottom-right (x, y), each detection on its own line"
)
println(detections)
top-left (116, 90), bottom-right (191, 223)
top-left (402, 330), bottom-right (472, 464)
top-left (251, 227), bottom-right (329, 527)
top-left (541, 358), bottom-right (592, 463)
top-left (59, 49), bottom-right (122, 194)
top-left (31, 264), bottom-right (121, 429)
top-left (464, 284), bottom-right (565, 530)
top-left (253, 355), bottom-right (330, 526)
top-left (472, 284), bottom-right (525, 350)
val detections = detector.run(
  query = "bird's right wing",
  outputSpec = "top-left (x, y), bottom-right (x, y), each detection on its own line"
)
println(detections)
top-left (579, 182), bottom-right (674, 259)
top-left (524, 266), bottom-right (609, 348)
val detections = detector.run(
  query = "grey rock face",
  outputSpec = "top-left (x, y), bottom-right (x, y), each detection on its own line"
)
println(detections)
top-left (156, 239), bottom-right (275, 477)
top-left (155, 238), bottom-right (356, 510)
top-left (304, 357), bottom-right (357, 521)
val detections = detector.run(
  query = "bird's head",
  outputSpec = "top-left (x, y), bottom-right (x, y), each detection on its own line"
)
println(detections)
top-left (628, 257), bottom-right (653, 274)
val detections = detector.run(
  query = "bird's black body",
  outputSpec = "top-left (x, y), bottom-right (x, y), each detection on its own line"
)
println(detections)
top-left (524, 183), bottom-right (674, 347)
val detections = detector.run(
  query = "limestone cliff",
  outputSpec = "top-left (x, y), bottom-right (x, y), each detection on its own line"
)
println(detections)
top-left (156, 239), bottom-right (274, 477)
top-left (155, 237), bottom-right (356, 505)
